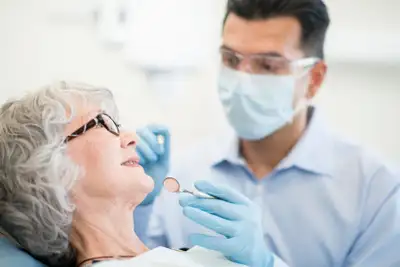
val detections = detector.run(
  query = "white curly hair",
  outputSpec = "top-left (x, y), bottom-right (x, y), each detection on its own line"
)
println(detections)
top-left (0, 81), bottom-right (118, 266)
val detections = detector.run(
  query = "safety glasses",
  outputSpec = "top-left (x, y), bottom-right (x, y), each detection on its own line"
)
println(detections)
top-left (64, 113), bottom-right (120, 143)
top-left (219, 47), bottom-right (320, 76)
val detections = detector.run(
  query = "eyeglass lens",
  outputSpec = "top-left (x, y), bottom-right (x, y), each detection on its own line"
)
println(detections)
top-left (101, 114), bottom-right (120, 135)
top-left (220, 50), bottom-right (291, 75)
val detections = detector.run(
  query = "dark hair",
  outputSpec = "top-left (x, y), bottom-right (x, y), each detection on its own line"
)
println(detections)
top-left (223, 0), bottom-right (330, 59)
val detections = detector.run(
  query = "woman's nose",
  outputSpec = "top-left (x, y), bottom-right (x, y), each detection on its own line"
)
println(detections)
top-left (120, 131), bottom-right (137, 148)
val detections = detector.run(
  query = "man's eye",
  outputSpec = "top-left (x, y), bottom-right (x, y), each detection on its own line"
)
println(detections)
top-left (259, 60), bottom-right (286, 73)
top-left (227, 56), bottom-right (240, 66)
top-left (222, 54), bottom-right (240, 68)
top-left (260, 63), bottom-right (274, 71)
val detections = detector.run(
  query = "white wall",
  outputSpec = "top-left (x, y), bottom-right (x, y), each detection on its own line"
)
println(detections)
top-left (0, 0), bottom-right (399, 164)
top-left (316, 62), bottom-right (400, 164)
top-left (326, 0), bottom-right (400, 63)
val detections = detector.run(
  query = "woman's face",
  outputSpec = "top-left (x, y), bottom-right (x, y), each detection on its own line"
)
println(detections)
top-left (65, 104), bottom-right (154, 208)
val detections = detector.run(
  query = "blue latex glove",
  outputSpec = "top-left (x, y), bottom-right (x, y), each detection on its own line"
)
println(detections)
top-left (136, 124), bottom-right (170, 206)
top-left (179, 180), bottom-right (274, 267)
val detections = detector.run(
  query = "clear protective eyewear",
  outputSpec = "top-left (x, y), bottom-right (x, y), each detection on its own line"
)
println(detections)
top-left (219, 47), bottom-right (320, 76)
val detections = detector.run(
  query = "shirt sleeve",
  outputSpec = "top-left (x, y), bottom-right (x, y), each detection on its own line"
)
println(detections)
top-left (343, 167), bottom-right (400, 267)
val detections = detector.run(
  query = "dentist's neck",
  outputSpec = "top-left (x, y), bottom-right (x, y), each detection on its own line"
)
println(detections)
top-left (71, 203), bottom-right (147, 266)
top-left (240, 110), bottom-right (308, 179)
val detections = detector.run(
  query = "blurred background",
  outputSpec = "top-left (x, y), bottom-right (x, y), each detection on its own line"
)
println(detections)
top-left (0, 0), bottom-right (399, 164)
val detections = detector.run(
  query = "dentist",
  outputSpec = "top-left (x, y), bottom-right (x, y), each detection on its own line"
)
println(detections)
top-left (135, 0), bottom-right (400, 266)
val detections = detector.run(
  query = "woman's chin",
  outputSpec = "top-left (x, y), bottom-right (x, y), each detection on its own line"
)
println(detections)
top-left (131, 173), bottom-right (155, 194)
top-left (142, 174), bottom-right (155, 193)
top-left (118, 171), bottom-right (155, 204)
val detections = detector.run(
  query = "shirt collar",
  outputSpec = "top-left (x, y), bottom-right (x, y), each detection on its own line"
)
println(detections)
top-left (211, 106), bottom-right (335, 177)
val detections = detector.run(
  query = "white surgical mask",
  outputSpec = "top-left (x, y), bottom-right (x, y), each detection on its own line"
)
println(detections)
top-left (218, 66), bottom-right (309, 140)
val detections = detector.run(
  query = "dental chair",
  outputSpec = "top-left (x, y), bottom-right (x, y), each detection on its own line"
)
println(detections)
top-left (0, 238), bottom-right (45, 266)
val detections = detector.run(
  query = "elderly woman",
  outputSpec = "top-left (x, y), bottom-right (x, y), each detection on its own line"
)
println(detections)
top-left (0, 82), bottom-right (281, 267)
top-left (0, 82), bottom-right (154, 266)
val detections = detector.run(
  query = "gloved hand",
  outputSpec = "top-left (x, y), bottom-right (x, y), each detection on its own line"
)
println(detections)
top-left (136, 124), bottom-right (170, 206)
top-left (179, 180), bottom-right (274, 267)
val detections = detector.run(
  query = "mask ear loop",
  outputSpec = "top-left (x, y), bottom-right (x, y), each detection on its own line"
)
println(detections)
top-left (290, 58), bottom-right (320, 120)
top-left (282, 58), bottom-right (319, 123)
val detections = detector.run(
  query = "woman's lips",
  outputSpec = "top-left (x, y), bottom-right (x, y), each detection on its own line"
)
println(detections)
top-left (121, 156), bottom-right (140, 167)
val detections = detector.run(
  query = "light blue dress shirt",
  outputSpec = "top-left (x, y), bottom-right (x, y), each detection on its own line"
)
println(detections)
top-left (135, 108), bottom-right (400, 267)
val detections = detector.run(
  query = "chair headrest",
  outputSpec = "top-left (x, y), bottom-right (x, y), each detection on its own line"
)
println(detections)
top-left (0, 238), bottom-right (46, 267)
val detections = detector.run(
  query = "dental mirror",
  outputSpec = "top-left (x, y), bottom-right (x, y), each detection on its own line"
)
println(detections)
top-left (163, 177), bottom-right (215, 199)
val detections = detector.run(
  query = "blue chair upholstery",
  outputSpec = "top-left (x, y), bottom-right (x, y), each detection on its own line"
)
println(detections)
top-left (0, 238), bottom-right (46, 266)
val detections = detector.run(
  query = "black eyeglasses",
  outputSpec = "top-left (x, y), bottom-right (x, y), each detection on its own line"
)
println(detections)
top-left (64, 113), bottom-right (120, 143)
